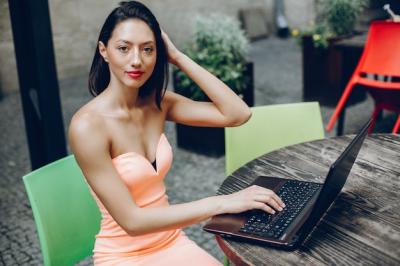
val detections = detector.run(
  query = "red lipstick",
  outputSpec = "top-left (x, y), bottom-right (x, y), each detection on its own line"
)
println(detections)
top-left (126, 70), bottom-right (144, 79)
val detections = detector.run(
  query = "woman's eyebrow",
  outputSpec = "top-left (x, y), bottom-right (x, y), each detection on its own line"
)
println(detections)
top-left (116, 40), bottom-right (155, 45)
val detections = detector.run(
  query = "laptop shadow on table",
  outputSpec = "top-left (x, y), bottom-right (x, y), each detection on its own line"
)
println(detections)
top-left (299, 189), bottom-right (374, 251)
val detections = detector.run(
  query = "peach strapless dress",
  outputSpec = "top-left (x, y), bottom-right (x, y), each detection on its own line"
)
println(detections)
top-left (90, 133), bottom-right (222, 265)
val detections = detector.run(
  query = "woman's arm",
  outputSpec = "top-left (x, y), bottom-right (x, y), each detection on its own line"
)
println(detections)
top-left (162, 31), bottom-right (252, 127)
top-left (69, 114), bottom-right (284, 237)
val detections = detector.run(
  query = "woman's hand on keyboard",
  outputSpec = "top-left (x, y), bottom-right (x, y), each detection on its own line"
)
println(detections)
top-left (217, 185), bottom-right (285, 215)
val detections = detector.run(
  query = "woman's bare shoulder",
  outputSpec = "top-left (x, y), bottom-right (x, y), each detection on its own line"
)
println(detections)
top-left (69, 100), bottom-right (109, 143)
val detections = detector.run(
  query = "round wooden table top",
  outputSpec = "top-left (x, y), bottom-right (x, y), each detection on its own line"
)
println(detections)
top-left (215, 134), bottom-right (400, 266)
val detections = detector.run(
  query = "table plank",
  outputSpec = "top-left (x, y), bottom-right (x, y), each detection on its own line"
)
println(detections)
top-left (215, 134), bottom-right (400, 265)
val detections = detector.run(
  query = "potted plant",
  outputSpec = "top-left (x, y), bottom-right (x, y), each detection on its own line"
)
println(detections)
top-left (173, 13), bottom-right (253, 156)
top-left (292, 0), bottom-right (368, 105)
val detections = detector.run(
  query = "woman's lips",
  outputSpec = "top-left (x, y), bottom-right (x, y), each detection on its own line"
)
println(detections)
top-left (126, 71), bottom-right (144, 79)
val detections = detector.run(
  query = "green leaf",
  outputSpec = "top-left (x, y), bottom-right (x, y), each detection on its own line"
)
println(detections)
top-left (173, 13), bottom-right (250, 100)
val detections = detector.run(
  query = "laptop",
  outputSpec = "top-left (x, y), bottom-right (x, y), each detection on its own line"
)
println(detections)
top-left (203, 119), bottom-right (372, 250)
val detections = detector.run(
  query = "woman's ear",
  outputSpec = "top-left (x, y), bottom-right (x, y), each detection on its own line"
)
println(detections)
top-left (98, 41), bottom-right (108, 62)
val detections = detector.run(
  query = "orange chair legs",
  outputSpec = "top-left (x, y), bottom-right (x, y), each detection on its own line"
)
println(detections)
top-left (393, 115), bottom-right (400, 134)
top-left (326, 81), bottom-right (356, 132)
top-left (369, 106), bottom-right (383, 134)
top-left (363, 106), bottom-right (400, 134)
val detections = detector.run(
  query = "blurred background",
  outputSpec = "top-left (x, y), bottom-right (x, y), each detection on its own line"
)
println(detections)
top-left (0, 0), bottom-right (315, 91)
top-left (1, 0), bottom-right (399, 265)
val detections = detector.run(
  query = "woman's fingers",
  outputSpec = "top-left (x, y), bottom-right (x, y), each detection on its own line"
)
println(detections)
top-left (160, 29), bottom-right (180, 65)
top-left (249, 185), bottom-right (286, 212)
top-left (271, 193), bottom-right (285, 208)
top-left (253, 194), bottom-right (283, 212)
top-left (161, 30), bottom-right (169, 43)
top-left (253, 202), bottom-right (276, 214)
top-left (161, 30), bottom-right (172, 50)
top-left (224, 185), bottom-right (287, 214)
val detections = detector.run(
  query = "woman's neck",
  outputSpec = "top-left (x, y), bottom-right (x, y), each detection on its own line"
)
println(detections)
top-left (106, 78), bottom-right (142, 111)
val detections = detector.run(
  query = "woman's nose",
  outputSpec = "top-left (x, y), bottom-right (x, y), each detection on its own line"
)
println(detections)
top-left (131, 48), bottom-right (141, 68)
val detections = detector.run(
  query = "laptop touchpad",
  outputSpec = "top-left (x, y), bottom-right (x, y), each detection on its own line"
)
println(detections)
top-left (252, 176), bottom-right (286, 191)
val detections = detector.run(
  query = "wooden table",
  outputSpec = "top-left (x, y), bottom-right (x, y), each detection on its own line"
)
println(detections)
top-left (215, 134), bottom-right (400, 265)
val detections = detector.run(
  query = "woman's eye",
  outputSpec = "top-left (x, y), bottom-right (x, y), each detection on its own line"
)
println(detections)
top-left (143, 47), bottom-right (154, 54)
top-left (118, 46), bottom-right (128, 53)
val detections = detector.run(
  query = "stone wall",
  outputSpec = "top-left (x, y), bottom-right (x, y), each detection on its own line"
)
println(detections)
top-left (0, 0), bottom-right (315, 93)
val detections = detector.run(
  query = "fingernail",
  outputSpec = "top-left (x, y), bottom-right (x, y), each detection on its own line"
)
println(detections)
top-left (282, 203), bottom-right (286, 208)
top-left (278, 207), bottom-right (283, 211)
top-left (272, 210), bottom-right (276, 214)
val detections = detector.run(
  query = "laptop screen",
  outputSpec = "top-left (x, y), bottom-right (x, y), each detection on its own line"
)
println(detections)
top-left (297, 119), bottom-right (372, 241)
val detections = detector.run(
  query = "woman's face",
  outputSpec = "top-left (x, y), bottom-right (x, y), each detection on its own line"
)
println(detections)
top-left (100, 18), bottom-right (157, 91)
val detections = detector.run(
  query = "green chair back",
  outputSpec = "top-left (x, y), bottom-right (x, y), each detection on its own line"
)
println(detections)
top-left (23, 155), bottom-right (101, 266)
top-left (225, 102), bottom-right (324, 175)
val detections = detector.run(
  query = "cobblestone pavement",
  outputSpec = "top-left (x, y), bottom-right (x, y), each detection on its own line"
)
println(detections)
top-left (0, 37), bottom-right (394, 265)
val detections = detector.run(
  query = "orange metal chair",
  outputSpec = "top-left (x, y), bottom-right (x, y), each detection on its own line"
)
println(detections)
top-left (326, 21), bottom-right (400, 134)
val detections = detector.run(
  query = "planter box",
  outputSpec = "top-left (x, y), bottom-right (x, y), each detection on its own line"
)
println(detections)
top-left (302, 35), bottom-right (366, 106)
top-left (174, 62), bottom-right (254, 156)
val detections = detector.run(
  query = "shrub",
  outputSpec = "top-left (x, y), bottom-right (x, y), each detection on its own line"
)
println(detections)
top-left (174, 13), bottom-right (250, 101)
top-left (292, 0), bottom-right (368, 49)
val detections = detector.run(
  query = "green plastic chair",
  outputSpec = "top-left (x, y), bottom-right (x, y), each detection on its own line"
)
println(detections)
top-left (225, 102), bottom-right (325, 175)
top-left (23, 155), bottom-right (101, 266)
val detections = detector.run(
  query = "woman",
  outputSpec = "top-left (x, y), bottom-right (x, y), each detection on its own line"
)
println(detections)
top-left (69, 1), bottom-right (285, 265)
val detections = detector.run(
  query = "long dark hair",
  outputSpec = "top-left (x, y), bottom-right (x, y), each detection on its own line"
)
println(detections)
top-left (88, 1), bottom-right (169, 109)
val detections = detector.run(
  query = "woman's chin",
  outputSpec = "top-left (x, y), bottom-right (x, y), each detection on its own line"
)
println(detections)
top-left (122, 78), bottom-right (145, 89)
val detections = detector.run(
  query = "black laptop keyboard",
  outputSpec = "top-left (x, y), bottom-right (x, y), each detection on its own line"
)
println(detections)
top-left (239, 180), bottom-right (322, 239)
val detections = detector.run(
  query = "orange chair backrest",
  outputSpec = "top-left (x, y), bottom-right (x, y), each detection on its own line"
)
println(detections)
top-left (357, 21), bottom-right (400, 77)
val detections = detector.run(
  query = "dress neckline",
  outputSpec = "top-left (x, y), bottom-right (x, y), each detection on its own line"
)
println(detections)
top-left (111, 133), bottom-right (165, 173)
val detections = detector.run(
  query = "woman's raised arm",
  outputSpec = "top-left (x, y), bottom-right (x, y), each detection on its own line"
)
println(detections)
top-left (161, 31), bottom-right (252, 128)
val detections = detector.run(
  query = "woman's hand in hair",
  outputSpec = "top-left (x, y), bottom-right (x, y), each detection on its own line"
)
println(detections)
top-left (161, 30), bottom-right (181, 65)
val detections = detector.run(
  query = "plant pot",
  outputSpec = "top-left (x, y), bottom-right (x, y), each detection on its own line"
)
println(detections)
top-left (174, 62), bottom-right (254, 156)
top-left (302, 35), bottom-right (366, 106)
top-left (302, 35), bottom-right (340, 105)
